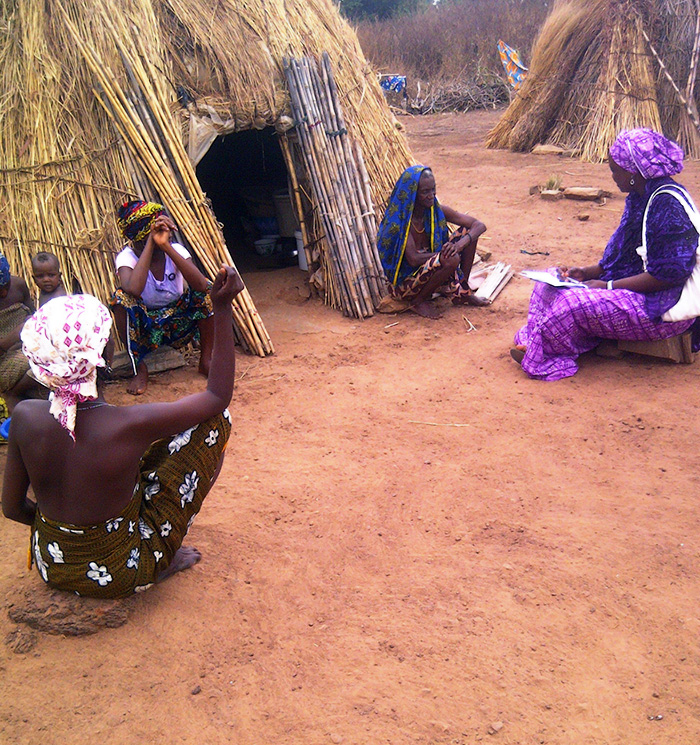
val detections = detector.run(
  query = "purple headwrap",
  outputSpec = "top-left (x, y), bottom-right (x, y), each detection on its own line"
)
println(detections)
top-left (0, 253), bottom-right (10, 286)
top-left (609, 129), bottom-right (684, 179)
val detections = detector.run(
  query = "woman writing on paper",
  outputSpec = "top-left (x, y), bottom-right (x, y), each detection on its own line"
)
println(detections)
top-left (512, 129), bottom-right (699, 381)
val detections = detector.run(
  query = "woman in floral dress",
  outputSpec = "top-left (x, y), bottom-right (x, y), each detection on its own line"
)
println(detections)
top-left (1, 267), bottom-right (242, 598)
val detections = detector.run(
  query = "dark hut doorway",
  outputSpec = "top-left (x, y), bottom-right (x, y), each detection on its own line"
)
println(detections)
top-left (196, 127), bottom-right (301, 272)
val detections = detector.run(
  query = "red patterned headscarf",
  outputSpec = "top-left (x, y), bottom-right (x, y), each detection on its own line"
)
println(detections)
top-left (117, 200), bottom-right (165, 242)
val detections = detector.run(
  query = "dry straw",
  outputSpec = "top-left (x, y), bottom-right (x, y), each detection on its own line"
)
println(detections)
top-left (0, 0), bottom-right (412, 352)
top-left (486, 0), bottom-right (700, 161)
top-left (283, 53), bottom-right (385, 318)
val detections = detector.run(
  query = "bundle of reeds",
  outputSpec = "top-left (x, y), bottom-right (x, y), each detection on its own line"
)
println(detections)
top-left (549, 2), bottom-right (661, 161)
top-left (486, 0), bottom-right (700, 162)
top-left (76, 6), bottom-right (269, 353)
top-left (59, 1), bottom-right (273, 356)
top-left (283, 53), bottom-right (385, 318)
top-left (0, 0), bottom-right (136, 306)
top-left (155, 0), bottom-right (412, 224)
top-left (0, 0), bottom-right (411, 343)
top-left (486, 0), bottom-right (608, 154)
top-left (646, 0), bottom-right (700, 158)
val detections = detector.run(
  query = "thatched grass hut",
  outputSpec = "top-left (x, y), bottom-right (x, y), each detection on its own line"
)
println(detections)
top-left (486, 0), bottom-right (700, 162)
top-left (0, 0), bottom-right (412, 355)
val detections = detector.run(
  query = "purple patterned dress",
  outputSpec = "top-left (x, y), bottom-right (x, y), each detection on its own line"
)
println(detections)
top-left (515, 177), bottom-right (698, 381)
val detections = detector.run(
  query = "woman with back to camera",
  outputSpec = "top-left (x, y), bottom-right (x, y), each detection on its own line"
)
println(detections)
top-left (2, 266), bottom-right (242, 598)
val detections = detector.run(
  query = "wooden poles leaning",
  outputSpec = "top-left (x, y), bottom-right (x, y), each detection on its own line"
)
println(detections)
top-left (283, 53), bottom-right (385, 319)
top-left (59, 3), bottom-right (273, 356)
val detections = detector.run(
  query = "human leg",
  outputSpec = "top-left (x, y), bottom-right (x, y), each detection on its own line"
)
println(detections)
top-left (109, 293), bottom-right (150, 395)
top-left (456, 232), bottom-right (490, 306)
top-left (134, 410), bottom-right (232, 585)
top-left (393, 253), bottom-right (459, 319)
top-left (518, 286), bottom-right (694, 380)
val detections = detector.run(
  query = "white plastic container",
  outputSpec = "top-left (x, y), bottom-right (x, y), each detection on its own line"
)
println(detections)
top-left (295, 230), bottom-right (307, 271)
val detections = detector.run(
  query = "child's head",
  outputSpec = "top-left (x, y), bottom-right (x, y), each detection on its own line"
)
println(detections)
top-left (31, 252), bottom-right (62, 293)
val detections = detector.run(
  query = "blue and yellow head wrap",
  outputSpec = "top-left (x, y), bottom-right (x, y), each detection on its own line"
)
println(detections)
top-left (376, 165), bottom-right (448, 286)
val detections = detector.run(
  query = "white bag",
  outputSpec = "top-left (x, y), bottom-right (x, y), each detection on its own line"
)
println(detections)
top-left (636, 184), bottom-right (700, 322)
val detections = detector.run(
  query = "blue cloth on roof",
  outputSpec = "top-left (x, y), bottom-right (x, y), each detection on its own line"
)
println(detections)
top-left (377, 165), bottom-right (449, 286)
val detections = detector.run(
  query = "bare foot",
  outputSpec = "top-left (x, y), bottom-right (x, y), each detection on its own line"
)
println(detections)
top-left (126, 362), bottom-right (148, 395)
top-left (410, 300), bottom-right (443, 319)
top-left (156, 546), bottom-right (202, 583)
top-left (453, 294), bottom-right (491, 307)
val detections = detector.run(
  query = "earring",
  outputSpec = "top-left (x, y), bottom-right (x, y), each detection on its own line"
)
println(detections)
top-left (630, 178), bottom-right (635, 185)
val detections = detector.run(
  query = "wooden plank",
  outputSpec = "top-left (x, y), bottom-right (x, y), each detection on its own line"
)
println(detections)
top-left (617, 333), bottom-right (694, 364)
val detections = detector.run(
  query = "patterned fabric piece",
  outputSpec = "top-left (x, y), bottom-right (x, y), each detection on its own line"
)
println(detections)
top-left (116, 200), bottom-right (165, 242)
top-left (21, 295), bottom-right (112, 439)
top-left (379, 75), bottom-right (407, 94)
top-left (609, 130), bottom-right (684, 180)
top-left (514, 280), bottom-right (694, 381)
top-left (598, 177), bottom-right (698, 319)
top-left (109, 288), bottom-right (213, 369)
top-left (31, 410), bottom-right (232, 598)
top-left (0, 396), bottom-right (9, 443)
top-left (497, 40), bottom-right (528, 90)
top-left (390, 251), bottom-right (470, 302)
top-left (0, 253), bottom-right (10, 286)
top-left (377, 165), bottom-right (449, 286)
top-left (0, 303), bottom-right (31, 391)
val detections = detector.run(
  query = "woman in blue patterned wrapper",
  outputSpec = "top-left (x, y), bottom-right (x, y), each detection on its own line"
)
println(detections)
top-left (377, 165), bottom-right (489, 319)
top-left (110, 200), bottom-right (214, 396)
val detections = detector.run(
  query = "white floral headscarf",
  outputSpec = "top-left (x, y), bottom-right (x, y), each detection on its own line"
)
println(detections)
top-left (21, 294), bottom-right (112, 440)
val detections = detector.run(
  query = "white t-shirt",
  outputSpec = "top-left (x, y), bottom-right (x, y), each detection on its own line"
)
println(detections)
top-left (115, 242), bottom-right (191, 310)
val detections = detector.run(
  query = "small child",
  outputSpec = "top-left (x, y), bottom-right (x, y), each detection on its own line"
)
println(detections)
top-left (31, 252), bottom-right (66, 306)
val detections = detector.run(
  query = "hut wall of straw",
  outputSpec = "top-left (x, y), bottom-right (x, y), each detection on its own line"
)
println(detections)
top-left (0, 0), bottom-right (412, 351)
top-left (486, 0), bottom-right (700, 161)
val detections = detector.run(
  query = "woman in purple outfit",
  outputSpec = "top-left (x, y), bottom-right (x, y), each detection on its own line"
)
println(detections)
top-left (512, 129), bottom-right (699, 381)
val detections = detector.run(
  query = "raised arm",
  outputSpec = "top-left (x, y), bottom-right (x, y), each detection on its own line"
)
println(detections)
top-left (126, 266), bottom-right (242, 445)
top-left (117, 236), bottom-right (156, 297)
top-left (153, 216), bottom-right (209, 292)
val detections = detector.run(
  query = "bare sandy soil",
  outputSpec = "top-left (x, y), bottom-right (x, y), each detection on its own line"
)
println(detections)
top-left (2, 110), bottom-right (700, 745)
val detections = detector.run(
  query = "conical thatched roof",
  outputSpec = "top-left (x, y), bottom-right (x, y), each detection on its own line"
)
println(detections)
top-left (486, 0), bottom-right (700, 162)
top-left (0, 0), bottom-right (412, 354)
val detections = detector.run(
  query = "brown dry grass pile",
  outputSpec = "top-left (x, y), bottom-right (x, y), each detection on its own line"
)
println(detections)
top-left (486, 0), bottom-right (700, 161)
top-left (0, 0), bottom-right (413, 344)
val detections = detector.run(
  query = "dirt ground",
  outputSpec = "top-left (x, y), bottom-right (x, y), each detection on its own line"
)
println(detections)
top-left (2, 110), bottom-right (700, 745)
